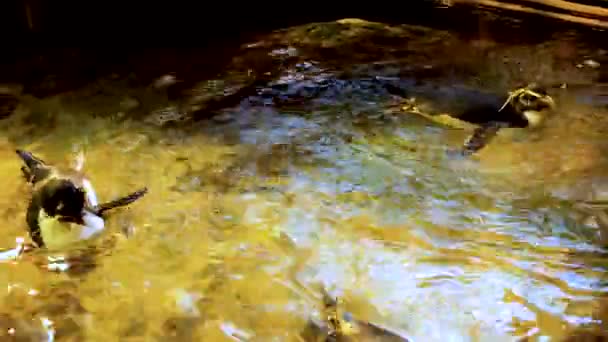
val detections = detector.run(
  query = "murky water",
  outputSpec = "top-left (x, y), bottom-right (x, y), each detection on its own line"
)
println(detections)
top-left (0, 16), bottom-right (607, 341)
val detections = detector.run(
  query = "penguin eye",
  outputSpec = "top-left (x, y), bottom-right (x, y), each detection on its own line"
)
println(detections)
top-left (57, 202), bottom-right (65, 211)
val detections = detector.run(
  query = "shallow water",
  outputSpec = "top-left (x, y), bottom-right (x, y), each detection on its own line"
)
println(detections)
top-left (0, 17), bottom-right (607, 341)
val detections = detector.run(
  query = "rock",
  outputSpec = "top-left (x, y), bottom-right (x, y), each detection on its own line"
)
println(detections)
top-left (119, 96), bottom-right (140, 112)
top-left (211, 112), bottom-right (234, 123)
top-left (302, 287), bottom-right (412, 342)
top-left (152, 74), bottom-right (178, 89)
top-left (0, 83), bottom-right (22, 119)
top-left (0, 83), bottom-right (23, 96)
top-left (583, 59), bottom-right (600, 68)
top-left (0, 94), bottom-right (19, 119)
top-left (577, 59), bottom-right (600, 69)
top-left (0, 313), bottom-right (49, 341)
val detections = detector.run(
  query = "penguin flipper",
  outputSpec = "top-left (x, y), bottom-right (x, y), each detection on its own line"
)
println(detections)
top-left (16, 149), bottom-right (52, 184)
top-left (461, 121), bottom-right (506, 156)
top-left (25, 194), bottom-right (45, 248)
top-left (93, 188), bottom-right (148, 216)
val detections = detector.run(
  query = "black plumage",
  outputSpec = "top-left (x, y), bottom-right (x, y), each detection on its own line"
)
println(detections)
top-left (16, 149), bottom-right (148, 248)
top-left (460, 84), bottom-right (555, 155)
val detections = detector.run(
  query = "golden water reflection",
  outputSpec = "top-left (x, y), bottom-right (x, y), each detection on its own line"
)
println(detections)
top-left (0, 18), bottom-right (607, 341)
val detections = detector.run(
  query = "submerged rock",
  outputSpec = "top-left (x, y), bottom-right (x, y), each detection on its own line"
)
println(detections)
top-left (119, 96), bottom-right (141, 112)
top-left (301, 287), bottom-right (412, 342)
top-left (0, 313), bottom-right (50, 341)
top-left (0, 84), bottom-right (20, 119)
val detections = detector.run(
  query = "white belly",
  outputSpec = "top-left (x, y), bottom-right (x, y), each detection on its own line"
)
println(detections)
top-left (81, 178), bottom-right (99, 207)
top-left (39, 210), bottom-right (105, 250)
top-left (522, 110), bottom-right (544, 128)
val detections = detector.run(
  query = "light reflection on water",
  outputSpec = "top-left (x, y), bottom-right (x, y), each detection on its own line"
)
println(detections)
top-left (0, 18), bottom-right (607, 342)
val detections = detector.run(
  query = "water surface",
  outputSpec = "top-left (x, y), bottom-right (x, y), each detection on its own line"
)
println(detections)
top-left (0, 17), bottom-right (607, 341)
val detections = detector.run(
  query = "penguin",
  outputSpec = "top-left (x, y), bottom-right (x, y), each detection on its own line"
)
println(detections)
top-left (16, 149), bottom-right (147, 250)
top-left (461, 84), bottom-right (556, 155)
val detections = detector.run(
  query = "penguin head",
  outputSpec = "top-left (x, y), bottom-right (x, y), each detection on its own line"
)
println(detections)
top-left (503, 84), bottom-right (556, 128)
top-left (39, 178), bottom-right (87, 223)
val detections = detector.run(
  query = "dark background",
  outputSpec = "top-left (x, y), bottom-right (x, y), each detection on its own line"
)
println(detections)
top-left (0, 0), bottom-right (605, 92)
top-left (1, 0), bottom-right (606, 44)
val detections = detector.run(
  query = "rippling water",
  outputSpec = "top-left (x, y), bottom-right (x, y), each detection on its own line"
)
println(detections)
top-left (0, 16), bottom-right (607, 342)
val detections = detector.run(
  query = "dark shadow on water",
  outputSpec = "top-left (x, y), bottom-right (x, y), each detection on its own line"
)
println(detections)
top-left (1, 1), bottom-right (606, 98)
